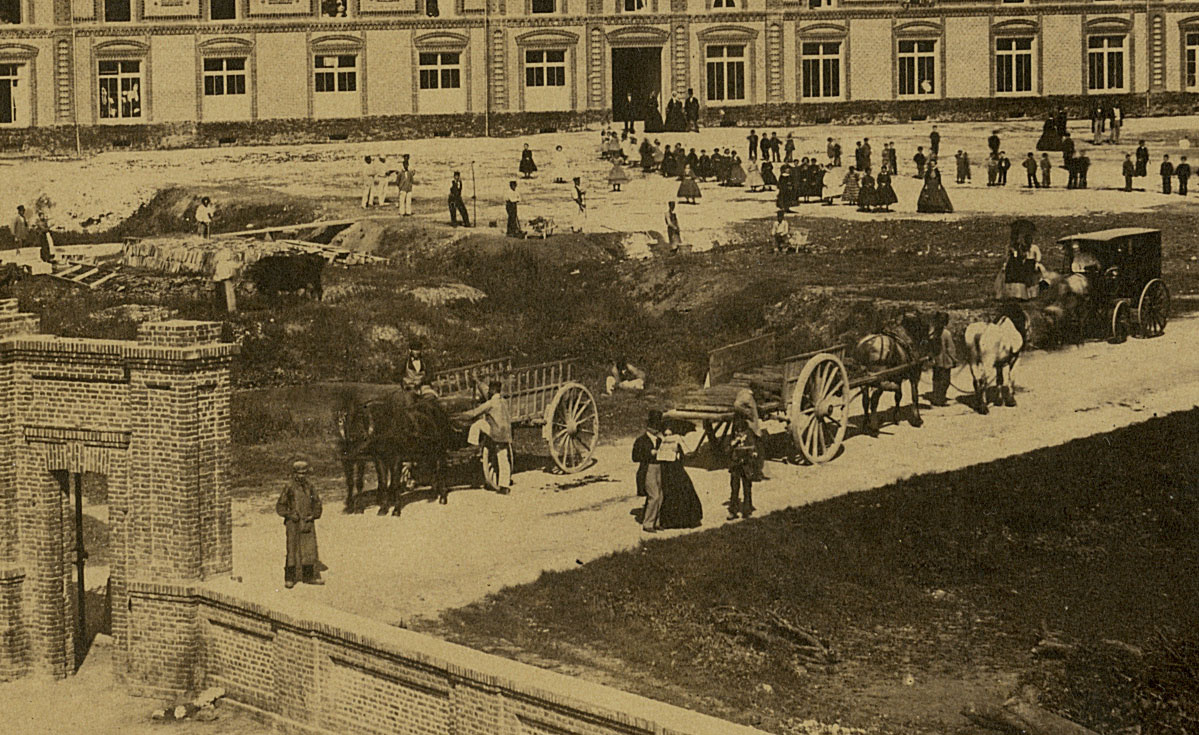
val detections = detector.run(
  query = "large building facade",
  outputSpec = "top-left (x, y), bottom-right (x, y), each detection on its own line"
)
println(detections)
top-left (0, 0), bottom-right (1196, 132)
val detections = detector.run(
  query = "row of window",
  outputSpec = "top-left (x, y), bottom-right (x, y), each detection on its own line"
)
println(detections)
top-left (9, 31), bottom-right (1198, 124)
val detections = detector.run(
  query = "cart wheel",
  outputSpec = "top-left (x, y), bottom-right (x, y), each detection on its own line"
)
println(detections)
top-left (543, 382), bottom-right (599, 473)
top-left (790, 353), bottom-right (849, 464)
top-left (1109, 300), bottom-right (1131, 344)
top-left (480, 443), bottom-right (501, 491)
top-left (1136, 279), bottom-right (1170, 338)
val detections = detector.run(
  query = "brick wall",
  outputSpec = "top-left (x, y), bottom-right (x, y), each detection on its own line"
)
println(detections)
top-left (0, 299), bottom-right (237, 686)
top-left (171, 579), bottom-right (771, 735)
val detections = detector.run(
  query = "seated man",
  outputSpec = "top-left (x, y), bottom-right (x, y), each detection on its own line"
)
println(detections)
top-left (605, 358), bottom-right (646, 394)
top-left (399, 339), bottom-right (438, 399)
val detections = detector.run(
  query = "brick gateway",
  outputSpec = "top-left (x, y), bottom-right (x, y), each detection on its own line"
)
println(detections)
top-left (0, 297), bottom-right (764, 735)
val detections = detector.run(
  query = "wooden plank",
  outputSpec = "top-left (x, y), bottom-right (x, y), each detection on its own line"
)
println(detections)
top-left (664, 409), bottom-right (734, 422)
top-left (89, 272), bottom-right (119, 287)
top-left (707, 333), bottom-right (777, 387)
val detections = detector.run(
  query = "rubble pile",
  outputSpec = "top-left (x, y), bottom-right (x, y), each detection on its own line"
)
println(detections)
top-left (121, 237), bottom-right (274, 276)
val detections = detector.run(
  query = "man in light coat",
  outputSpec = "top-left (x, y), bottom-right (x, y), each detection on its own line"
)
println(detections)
top-left (463, 379), bottom-right (512, 492)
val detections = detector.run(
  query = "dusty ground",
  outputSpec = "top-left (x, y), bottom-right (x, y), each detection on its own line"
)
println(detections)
top-left (227, 311), bottom-right (1199, 627)
top-left (6, 116), bottom-right (1199, 252)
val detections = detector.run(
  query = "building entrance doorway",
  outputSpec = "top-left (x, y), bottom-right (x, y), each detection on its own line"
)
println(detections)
top-left (611, 47), bottom-right (661, 124)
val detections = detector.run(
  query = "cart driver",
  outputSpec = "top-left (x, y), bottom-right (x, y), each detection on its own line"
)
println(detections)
top-left (400, 340), bottom-right (438, 400)
top-left (1069, 245), bottom-right (1101, 275)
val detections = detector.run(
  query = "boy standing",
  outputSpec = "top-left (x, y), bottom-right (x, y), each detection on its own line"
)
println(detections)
top-left (727, 421), bottom-right (758, 520)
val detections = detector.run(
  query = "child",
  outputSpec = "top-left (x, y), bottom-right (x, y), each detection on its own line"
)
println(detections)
top-left (727, 420), bottom-right (758, 520)
top-left (930, 311), bottom-right (957, 406)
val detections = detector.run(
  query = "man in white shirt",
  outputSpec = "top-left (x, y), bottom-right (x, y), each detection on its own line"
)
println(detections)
top-left (771, 210), bottom-right (790, 253)
top-left (195, 197), bottom-right (214, 239)
top-left (212, 248), bottom-right (239, 313)
top-left (463, 379), bottom-right (513, 492)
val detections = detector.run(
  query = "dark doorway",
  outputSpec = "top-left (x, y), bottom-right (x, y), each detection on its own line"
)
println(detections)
top-left (611, 47), bottom-right (661, 123)
top-left (0, 79), bottom-right (12, 124)
top-left (55, 470), bottom-right (111, 671)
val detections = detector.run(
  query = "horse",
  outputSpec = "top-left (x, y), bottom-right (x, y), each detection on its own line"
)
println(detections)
top-left (335, 389), bottom-right (456, 515)
top-left (964, 302), bottom-right (1029, 414)
top-left (334, 391), bottom-right (391, 513)
top-left (851, 312), bottom-right (933, 435)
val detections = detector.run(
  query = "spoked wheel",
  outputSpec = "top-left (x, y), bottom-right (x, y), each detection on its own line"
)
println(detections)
top-left (1136, 279), bottom-right (1170, 338)
top-left (789, 354), bottom-right (849, 464)
top-left (543, 382), bottom-right (599, 473)
top-left (1109, 300), bottom-right (1131, 344)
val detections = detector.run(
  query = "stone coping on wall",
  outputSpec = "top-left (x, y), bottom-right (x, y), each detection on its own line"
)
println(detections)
top-left (142, 578), bottom-right (771, 735)
top-left (0, 333), bottom-right (240, 361)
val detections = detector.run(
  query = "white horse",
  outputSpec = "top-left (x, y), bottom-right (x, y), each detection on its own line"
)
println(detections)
top-left (965, 304), bottom-right (1029, 414)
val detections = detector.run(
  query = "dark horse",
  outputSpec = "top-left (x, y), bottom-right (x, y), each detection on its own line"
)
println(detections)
top-left (335, 388), bottom-right (456, 515)
top-left (851, 312), bottom-right (933, 435)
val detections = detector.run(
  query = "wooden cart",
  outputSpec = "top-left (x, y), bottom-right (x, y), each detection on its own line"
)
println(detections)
top-left (433, 356), bottom-right (599, 488)
top-left (664, 333), bottom-right (924, 465)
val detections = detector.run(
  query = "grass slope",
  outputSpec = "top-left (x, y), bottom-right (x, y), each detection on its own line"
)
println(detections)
top-left (429, 409), bottom-right (1199, 735)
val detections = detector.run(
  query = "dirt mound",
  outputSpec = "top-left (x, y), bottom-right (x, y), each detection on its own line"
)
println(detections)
top-left (404, 283), bottom-right (487, 307)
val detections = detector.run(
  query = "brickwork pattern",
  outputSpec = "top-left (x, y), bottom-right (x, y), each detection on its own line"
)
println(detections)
top-left (180, 581), bottom-right (769, 735)
top-left (0, 298), bottom-right (236, 687)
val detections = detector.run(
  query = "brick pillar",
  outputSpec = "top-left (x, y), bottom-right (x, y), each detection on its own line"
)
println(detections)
top-left (116, 321), bottom-right (236, 694)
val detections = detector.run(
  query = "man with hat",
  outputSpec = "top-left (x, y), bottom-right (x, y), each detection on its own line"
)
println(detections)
top-left (462, 378), bottom-right (512, 493)
top-left (400, 339), bottom-right (437, 399)
top-left (397, 154), bottom-right (415, 216)
top-left (276, 460), bottom-right (324, 588)
top-left (635, 410), bottom-right (664, 531)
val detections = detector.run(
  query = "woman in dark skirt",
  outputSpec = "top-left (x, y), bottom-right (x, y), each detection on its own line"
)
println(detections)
top-left (518, 143), bottom-right (537, 178)
top-left (656, 430), bottom-right (702, 529)
top-left (677, 164), bottom-right (702, 204)
top-left (875, 168), bottom-right (898, 211)
top-left (857, 170), bottom-right (877, 212)
top-left (725, 154), bottom-right (747, 186)
top-left (916, 161), bottom-right (954, 213)
top-left (761, 160), bottom-right (778, 189)
top-left (644, 93), bottom-right (664, 133)
top-left (639, 138), bottom-right (655, 172)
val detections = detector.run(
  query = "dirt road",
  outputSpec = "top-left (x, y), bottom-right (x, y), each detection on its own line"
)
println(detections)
top-left (229, 310), bottom-right (1199, 626)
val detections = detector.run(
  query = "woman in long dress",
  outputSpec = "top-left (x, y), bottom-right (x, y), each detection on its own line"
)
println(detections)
top-left (518, 143), bottom-right (538, 178)
top-left (725, 155), bottom-right (747, 186)
top-left (644, 94), bottom-right (665, 133)
top-left (841, 167), bottom-right (860, 206)
top-left (857, 170), bottom-right (877, 212)
top-left (677, 165), bottom-right (701, 204)
top-left (875, 169), bottom-right (898, 211)
top-left (917, 161), bottom-right (954, 213)
top-left (656, 429), bottom-right (702, 529)
top-left (761, 160), bottom-right (778, 189)
top-left (745, 161), bottom-right (765, 192)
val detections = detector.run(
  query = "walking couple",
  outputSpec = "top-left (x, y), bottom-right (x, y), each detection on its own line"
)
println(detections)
top-left (633, 410), bottom-right (702, 533)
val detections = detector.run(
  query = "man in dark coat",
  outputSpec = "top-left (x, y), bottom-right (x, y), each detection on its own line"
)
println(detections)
top-left (448, 171), bottom-right (470, 227)
top-left (1076, 150), bottom-right (1091, 189)
top-left (913, 147), bottom-right (927, 178)
top-left (1176, 156), bottom-right (1191, 195)
top-left (1122, 153), bottom-right (1135, 191)
top-left (929, 126), bottom-right (941, 158)
top-left (1160, 154), bottom-right (1174, 194)
top-left (1023, 152), bottom-right (1040, 188)
top-left (631, 409), bottom-right (661, 498)
top-left (1062, 133), bottom-right (1077, 188)
top-left (988, 130), bottom-right (1001, 157)
top-left (684, 88), bottom-right (700, 132)
top-left (997, 152), bottom-right (1011, 186)
top-left (277, 460), bottom-right (323, 588)
top-left (1135, 140), bottom-right (1150, 178)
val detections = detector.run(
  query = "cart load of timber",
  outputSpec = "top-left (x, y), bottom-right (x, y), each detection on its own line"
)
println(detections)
top-left (432, 356), bottom-right (599, 489)
top-left (664, 333), bottom-right (924, 465)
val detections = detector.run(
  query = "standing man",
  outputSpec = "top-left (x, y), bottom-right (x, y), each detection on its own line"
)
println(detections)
top-left (997, 152), bottom-right (1011, 186)
top-left (988, 130), bottom-right (1001, 157)
top-left (397, 155), bottom-right (414, 216)
top-left (748, 129), bottom-right (759, 163)
top-left (726, 420), bottom-right (758, 521)
top-left (1040, 153), bottom-right (1052, 188)
top-left (361, 155), bottom-right (376, 208)
top-left (505, 180), bottom-right (523, 237)
top-left (1135, 140), bottom-right (1150, 178)
top-left (571, 176), bottom-right (587, 233)
top-left (463, 379), bottom-right (512, 493)
top-left (1023, 152), bottom-right (1040, 188)
top-left (1076, 149), bottom-right (1091, 189)
top-left (929, 311), bottom-right (956, 407)
top-left (770, 132), bottom-right (782, 162)
top-left (637, 410), bottom-right (663, 531)
top-left (861, 138), bottom-right (873, 173)
top-left (10, 205), bottom-right (30, 249)
top-left (1063, 133), bottom-right (1077, 189)
top-left (276, 460), bottom-right (324, 589)
top-left (826, 137), bottom-right (836, 166)
top-left (1176, 155), bottom-right (1191, 195)
top-left (665, 201), bottom-right (681, 253)
top-left (1122, 153), bottom-right (1135, 192)
top-left (732, 386), bottom-right (765, 481)
top-left (685, 88), bottom-right (700, 132)
top-left (211, 248), bottom-right (239, 314)
top-left (929, 125), bottom-right (941, 158)
top-left (194, 196), bottom-right (214, 238)
top-left (448, 171), bottom-right (470, 227)
top-left (1160, 154), bottom-right (1174, 194)
top-left (623, 91), bottom-right (635, 135)
top-left (913, 146), bottom-right (927, 178)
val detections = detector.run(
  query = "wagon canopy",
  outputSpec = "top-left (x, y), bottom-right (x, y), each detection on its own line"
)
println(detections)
top-left (1056, 227), bottom-right (1162, 296)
